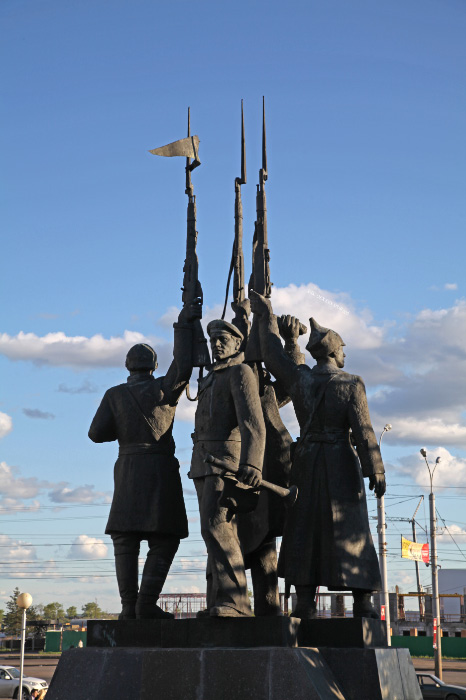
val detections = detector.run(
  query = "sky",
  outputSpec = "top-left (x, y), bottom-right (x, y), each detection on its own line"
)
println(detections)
top-left (1, 0), bottom-right (466, 614)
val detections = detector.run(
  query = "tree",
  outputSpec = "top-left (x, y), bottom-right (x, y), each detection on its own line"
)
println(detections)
top-left (66, 606), bottom-right (78, 619)
top-left (43, 602), bottom-right (65, 623)
top-left (2, 588), bottom-right (39, 636)
top-left (81, 601), bottom-right (103, 619)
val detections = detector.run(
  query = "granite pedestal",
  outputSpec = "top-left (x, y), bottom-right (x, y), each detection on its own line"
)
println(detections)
top-left (46, 617), bottom-right (422, 700)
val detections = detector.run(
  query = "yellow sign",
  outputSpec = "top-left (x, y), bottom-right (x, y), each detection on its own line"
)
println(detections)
top-left (401, 536), bottom-right (429, 563)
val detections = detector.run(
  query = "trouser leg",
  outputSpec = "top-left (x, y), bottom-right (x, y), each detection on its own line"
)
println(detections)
top-left (194, 476), bottom-right (251, 617)
top-left (136, 534), bottom-right (179, 618)
top-left (250, 538), bottom-right (281, 616)
top-left (111, 533), bottom-right (140, 620)
top-left (292, 584), bottom-right (317, 619)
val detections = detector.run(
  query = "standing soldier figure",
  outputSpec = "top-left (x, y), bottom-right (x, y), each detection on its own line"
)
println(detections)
top-left (89, 302), bottom-right (199, 620)
top-left (250, 291), bottom-right (385, 620)
top-left (236, 314), bottom-right (305, 616)
top-left (190, 319), bottom-right (266, 617)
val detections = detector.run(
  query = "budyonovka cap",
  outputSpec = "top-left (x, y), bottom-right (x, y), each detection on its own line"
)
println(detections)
top-left (308, 318), bottom-right (345, 356)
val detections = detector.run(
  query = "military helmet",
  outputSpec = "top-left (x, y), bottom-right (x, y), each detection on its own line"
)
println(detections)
top-left (125, 343), bottom-right (158, 371)
top-left (307, 318), bottom-right (345, 359)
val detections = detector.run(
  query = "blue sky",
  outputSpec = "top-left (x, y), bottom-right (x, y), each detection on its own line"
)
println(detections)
top-left (1, 0), bottom-right (466, 613)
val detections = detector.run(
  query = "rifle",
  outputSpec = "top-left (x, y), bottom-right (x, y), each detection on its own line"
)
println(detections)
top-left (183, 109), bottom-right (211, 396)
top-left (245, 96), bottom-right (272, 364)
top-left (221, 100), bottom-right (250, 345)
top-left (149, 109), bottom-right (210, 398)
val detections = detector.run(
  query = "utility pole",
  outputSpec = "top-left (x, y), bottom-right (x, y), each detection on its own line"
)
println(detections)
top-left (421, 448), bottom-right (442, 680)
top-left (378, 424), bottom-right (392, 645)
top-left (411, 496), bottom-right (425, 618)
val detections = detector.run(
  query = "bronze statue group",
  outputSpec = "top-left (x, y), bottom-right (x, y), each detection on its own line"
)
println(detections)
top-left (89, 102), bottom-right (386, 622)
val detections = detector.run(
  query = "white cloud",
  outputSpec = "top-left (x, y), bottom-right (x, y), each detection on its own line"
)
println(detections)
top-left (0, 461), bottom-right (50, 500)
top-left (49, 484), bottom-right (111, 504)
top-left (0, 412), bottom-right (13, 439)
top-left (437, 523), bottom-right (466, 542)
top-left (394, 447), bottom-right (466, 490)
top-left (445, 283), bottom-right (458, 291)
top-left (0, 330), bottom-right (170, 370)
top-left (68, 535), bottom-right (108, 560)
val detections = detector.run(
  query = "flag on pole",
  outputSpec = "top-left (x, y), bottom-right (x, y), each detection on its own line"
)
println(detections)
top-left (149, 135), bottom-right (200, 169)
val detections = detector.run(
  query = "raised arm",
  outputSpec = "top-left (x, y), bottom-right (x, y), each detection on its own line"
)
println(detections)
top-left (273, 314), bottom-right (306, 407)
top-left (162, 302), bottom-right (200, 403)
top-left (249, 291), bottom-right (301, 397)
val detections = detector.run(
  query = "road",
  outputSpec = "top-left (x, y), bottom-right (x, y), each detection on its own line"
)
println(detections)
top-left (0, 656), bottom-right (58, 698)
top-left (0, 653), bottom-right (465, 697)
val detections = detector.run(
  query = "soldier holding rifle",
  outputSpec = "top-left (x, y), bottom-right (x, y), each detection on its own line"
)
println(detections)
top-left (250, 290), bottom-right (386, 620)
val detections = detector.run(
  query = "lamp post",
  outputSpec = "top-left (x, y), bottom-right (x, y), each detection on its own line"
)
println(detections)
top-left (378, 424), bottom-right (392, 646)
top-left (16, 592), bottom-right (32, 700)
top-left (421, 448), bottom-right (442, 680)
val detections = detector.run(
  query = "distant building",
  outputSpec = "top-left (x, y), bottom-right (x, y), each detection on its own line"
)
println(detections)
top-left (439, 569), bottom-right (466, 619)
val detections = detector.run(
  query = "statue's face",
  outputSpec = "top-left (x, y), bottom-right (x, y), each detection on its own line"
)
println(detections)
top-left (210, 331), bottom-right (241, 361)
top-left (334, 344), bottom-right (346, 368)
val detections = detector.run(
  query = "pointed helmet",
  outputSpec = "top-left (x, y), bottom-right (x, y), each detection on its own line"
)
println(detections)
top-left (307, 318), bottom-right (345, 359)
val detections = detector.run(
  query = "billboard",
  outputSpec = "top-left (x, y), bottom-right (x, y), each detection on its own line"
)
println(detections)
top-left (401, 536), bottom-right (430, 563)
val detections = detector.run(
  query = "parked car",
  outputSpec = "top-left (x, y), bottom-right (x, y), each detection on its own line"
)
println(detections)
top-left (417, 673), bottom-right (466, 699)
top-left (0, 665), bottom-right (48, 699)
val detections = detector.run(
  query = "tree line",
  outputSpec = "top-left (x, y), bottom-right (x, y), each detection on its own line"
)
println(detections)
top-left (0, 588), bottom-right (115, 636)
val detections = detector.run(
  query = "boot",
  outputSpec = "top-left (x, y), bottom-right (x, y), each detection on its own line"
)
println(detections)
top-left (250, 540), bottom-right (282, 617)
top-left (292, 585), bottom-right (317, 619)
top-left (114, 554), bottom-right (138, 620)
top-left (136, 538), bottom-right (178, 620)
top-left (352, 590), bottom-right (379, 619)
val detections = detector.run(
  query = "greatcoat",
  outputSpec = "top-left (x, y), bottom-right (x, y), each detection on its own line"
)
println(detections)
top-left (258, 312), bottom-right (384, 592)
top-left (88, 323), bottom-right (192, 538)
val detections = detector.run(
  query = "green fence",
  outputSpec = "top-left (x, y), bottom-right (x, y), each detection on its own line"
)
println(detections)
top-left (45, 630), bottom-right (87, 652)
top-left (391, 635), bottom-right (466, 658)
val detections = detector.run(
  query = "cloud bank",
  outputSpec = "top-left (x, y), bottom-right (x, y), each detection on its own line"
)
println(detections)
top-left (0, 412), bottom-right (13, 439)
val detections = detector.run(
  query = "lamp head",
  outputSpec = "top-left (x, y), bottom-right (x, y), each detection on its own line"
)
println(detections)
top-left (420, 448), bottom-right (427, 458)
top-left (16, 592), bottom-right (32, 610)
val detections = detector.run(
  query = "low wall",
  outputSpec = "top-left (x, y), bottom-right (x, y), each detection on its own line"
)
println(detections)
top-left (391, 635), bottom-right (466, 658)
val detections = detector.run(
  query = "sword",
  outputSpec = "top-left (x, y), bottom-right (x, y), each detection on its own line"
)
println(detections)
top-left (204, 453), bottom-right (298, 508)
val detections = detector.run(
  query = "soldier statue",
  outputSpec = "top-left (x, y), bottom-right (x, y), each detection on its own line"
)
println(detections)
top-left (250, 291), bottom-right (386, 620)
top-left (234, 311), bottom-right (305, 616)
top-left (189, 319), bottom-right (266, 617)
top-left (88, 302), bottom-right (199, 620)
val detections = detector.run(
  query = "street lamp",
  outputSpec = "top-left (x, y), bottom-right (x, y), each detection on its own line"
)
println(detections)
top-left (378, 424), bottom-right (392, 645)
top-left (420, 448), bottom-right (442, 679)
top-left (16, 592), bottom-right (32, 700)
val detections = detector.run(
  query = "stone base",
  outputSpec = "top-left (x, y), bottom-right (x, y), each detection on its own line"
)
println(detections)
top-left (298, 618), bottom-right (388, 648)
top-left (87, 616), bottom-right (299, 649)
top-left (46, 645), bottom-right (421, 700)
top-left (87, 616), bottom-right (388, 650)
top-left (46, 618), bottom-right (422, 699)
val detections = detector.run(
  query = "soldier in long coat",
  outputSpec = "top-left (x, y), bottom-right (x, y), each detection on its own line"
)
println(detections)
top-left (190, 319), bottom-right (266, 617)
top-left (88, 303), bottom-right (198, 620)
top-left (250, 291), bottom-right (386, 619)
top-left (236, 315), bottom-right (305, 616)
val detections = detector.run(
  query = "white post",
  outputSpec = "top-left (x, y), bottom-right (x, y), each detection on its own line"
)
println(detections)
top-left (16, 593), bottom-right (32, 700)
top-left (378, 424), bottom-right (392, 645)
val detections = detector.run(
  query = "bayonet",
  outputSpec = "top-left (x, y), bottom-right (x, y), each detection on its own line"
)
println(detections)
top-left (245, 96), bottom-right (272, 364)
